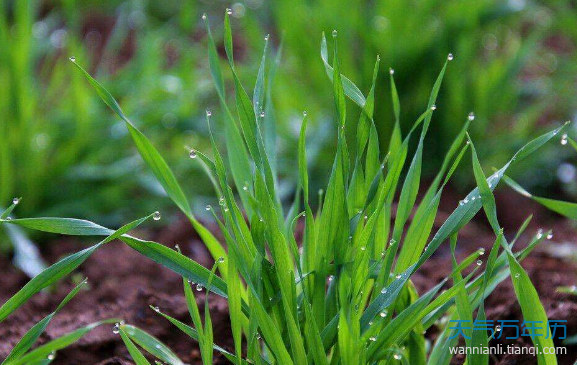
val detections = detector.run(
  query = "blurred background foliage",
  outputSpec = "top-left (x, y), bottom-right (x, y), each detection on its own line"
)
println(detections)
top-left (0, 0), bottom-right (576, 234)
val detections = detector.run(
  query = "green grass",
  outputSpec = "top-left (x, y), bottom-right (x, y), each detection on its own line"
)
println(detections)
top-left (0, 13), bottom-right (572, 365)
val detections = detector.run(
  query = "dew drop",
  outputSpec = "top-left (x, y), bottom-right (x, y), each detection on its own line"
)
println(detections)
top-left (152, 306), bottom-right (160, 312)
top-left (389, 238), bottom-right (396, 246)
top-left (547, 232), bottom-right (553, 239)
top-left (196, 284), bottom-right (203, 291)
top-left (189, 149), bottom-right (197, 159)
top-left (394, 353), bottom-right (402, 360)
top-left (369, 336), bottom-right (376, 341)
top-left (395, 273), bottom-right (402, 279)
top-left (218, 257), bottom-right (225, 263)
top-left (479, 248), bottom-right (485, 255)
top-left (332, 29), bottom-right (338, 37)
top-left (376, 54), bottom-right (381, 61)
top-left (514, 273), bottom-right (520, 278)
top-left (561, 134), bottom-right (568, 145)
top-left (153, 211), bottom-right (161, 221)
top-left (389, 68), bottom-right (395, 75)
top-left (447, 53), bottom-right (454, 61)
top-left (360, 246), bottom-right (366, 251)
top-left (381, 288), bottom-right (387, 294)
top-left (303, 111), bottom-right (307, 117)
top-left (174, 244), bottom-right (180, 251)
top-left (69, 56), bottom-right (76, 62)
top-left (113, 323), bottom-right (120, 334)
top-left (260, 111), bottom-right (265, 118)
top-left (328, 275), bottom-right (334, 281)
top-left (459, 200), bottom-right (464, 206)
top-left (12, 197), bottom-right (20, 205)
top-left (264, 34), bottom-right (270, 41)
top-left (202, 13), bottom-right (207, 20)
top-left (476, 260), bottom-right (483, 266)
top-left (205, 205), bottom-right (212, 211)
top-left (206, 109), bottom-right (212, 117)
top-left (243, 185), bottom-right (248, 191)
top-left (431, 104), bottom-right (437, 111)
top-left (468, 112), bottom-right (475, 121)
top-left (380, 310), bottom-right (388, 317)
top-left (495, 325), bottom-right (501, 332)
top-left (369, 321), bottom-right (374, 325)
top-left (219, 197), bottom-right (226, 206)
top-left (536, 228), bottom-right (543, 239)
top-left (570, 285), bottom-right (577, 292)
top-left (5, 217), bottom-right (11, 221)
top-left (226, 8), bottom-right (233, 15)
top-left (48, 352), bottom-right (56, 360)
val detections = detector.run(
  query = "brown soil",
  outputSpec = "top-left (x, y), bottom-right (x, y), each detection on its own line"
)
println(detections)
top-left (1, 194), bottom-right (577, 364)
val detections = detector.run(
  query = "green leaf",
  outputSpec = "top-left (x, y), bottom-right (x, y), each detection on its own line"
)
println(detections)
top-left (70, 59), bottom-right (227, 269)
top-left (2, 279), bottom-right (87, 364)
top-left (8, 319), bottom-right (118, 365)
top-left (121, 325), bottom-right (184, 365)
top-left (0, 215), bottom-right (150, 323)
top-left (119, 327), bottom-right (152, 365)
top-left (503, 175), bottom-right (577, 220)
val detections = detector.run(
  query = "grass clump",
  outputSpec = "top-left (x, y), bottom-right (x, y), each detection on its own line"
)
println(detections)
top-left (0, 13), bottom-right (570, 365)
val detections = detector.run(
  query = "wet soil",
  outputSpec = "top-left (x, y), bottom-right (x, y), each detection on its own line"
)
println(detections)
top-left (1, 194), bottom-right (577, 364)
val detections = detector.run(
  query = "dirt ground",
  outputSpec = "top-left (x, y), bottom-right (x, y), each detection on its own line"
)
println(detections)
top-left (1, 192), bottom-right (576, 364)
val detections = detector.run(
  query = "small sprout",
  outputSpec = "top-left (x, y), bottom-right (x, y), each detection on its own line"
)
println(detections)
top-left (447, 53), bottom-right (454, 61)
top-left (153, 211), bottom-right (161, 221)
top-left (189, 149), bottom-right (197, 159)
